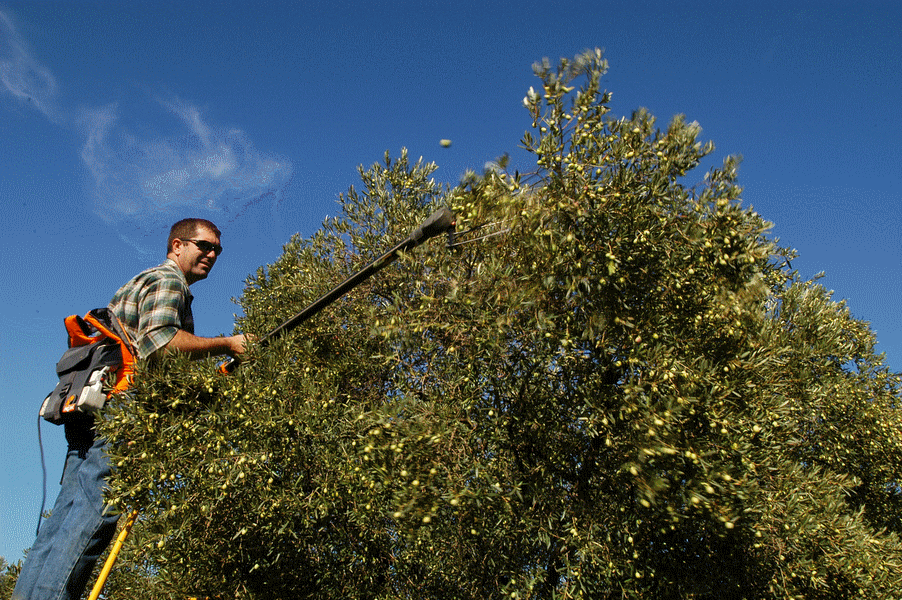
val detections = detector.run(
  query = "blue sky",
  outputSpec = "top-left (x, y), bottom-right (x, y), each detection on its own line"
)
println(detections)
top-left (1, 0), bottom-right (899, 563)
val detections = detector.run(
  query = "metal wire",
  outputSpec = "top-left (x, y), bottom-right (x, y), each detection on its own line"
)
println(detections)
top-left (448, 220), bottom-right (512, 248)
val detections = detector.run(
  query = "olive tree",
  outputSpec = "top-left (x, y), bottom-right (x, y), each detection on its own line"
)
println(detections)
top-left (100, 49), bottom-right (902, 599)
top-left (0, 557), bottom-right (21, 598)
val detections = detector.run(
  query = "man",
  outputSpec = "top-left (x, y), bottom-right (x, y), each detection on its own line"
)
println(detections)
top-left (13, 218), bottom-right (251, 600)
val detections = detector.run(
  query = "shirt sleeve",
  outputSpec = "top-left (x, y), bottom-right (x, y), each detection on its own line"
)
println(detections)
top-left (135, 274), bottom-right (190, 359)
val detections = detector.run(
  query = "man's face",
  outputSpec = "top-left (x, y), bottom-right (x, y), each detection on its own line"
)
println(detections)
top-left (171, 227), bottom-right (221, 284)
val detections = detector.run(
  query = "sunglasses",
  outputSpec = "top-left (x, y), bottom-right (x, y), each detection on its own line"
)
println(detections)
top-left (180, 239), bottom-right (223, 256)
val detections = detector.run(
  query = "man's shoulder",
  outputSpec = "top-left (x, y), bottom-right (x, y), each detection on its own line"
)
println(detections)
top-left (129, 260), bottom-right (187, 287)
top-left (111, 260), bottom-right (189, 301)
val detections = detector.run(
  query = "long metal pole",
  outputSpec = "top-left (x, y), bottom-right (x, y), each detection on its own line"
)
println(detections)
top-left (219, 207), bottom-right (454, 374)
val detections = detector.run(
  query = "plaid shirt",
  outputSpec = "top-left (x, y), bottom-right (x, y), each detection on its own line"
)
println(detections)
top-left (108, 259), bottom-right (194, 359)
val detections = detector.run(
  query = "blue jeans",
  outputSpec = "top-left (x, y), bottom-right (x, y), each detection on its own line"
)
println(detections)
top-left (13, 425), bottom-right (120, 600)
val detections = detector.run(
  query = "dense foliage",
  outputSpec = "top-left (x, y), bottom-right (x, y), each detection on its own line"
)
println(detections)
top-left (99, 50), bottom-right (902, 599)
top-left (0, 557), bottom-right (20, 598)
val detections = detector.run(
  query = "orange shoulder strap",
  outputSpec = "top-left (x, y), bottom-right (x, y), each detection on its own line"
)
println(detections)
top-left (62, 310), bottom-right (136, 394)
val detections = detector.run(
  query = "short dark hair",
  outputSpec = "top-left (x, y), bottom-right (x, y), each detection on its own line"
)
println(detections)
top-left (167, 218), bottom-right (222, 253)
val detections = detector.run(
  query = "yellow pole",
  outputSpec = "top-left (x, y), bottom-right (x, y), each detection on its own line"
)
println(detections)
top-left (87, 509), bottom-right (138, 600)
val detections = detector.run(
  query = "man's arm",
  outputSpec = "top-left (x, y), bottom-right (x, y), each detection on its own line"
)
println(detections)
top-left (159, 330), bottom-right (251, 360)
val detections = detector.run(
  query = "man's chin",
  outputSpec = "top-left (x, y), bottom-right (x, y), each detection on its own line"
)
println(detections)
top-left (191, 268), bottom-right (211, 282)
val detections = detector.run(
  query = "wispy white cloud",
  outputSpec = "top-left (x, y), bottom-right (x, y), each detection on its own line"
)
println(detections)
top-left (3, 7), bottom-right (293, 252)
top-left (0, 9), bottom-right (59, 121)
top-left (79, 95), bottom-right (293, 250)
